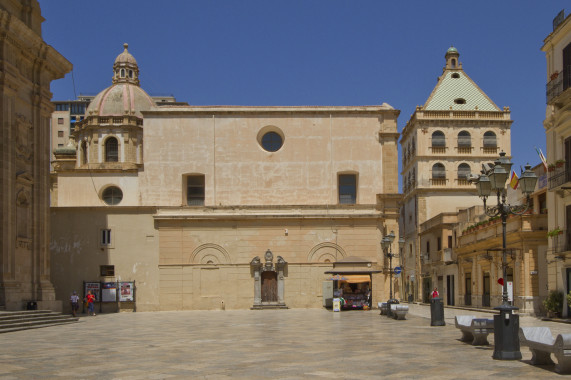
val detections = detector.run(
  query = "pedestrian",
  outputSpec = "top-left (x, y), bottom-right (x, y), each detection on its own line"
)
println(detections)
top-left (86, 290), bottom-right (96, 316)
top-left (431, 287), bottom-right (439, 299)
top-left (70, 291), bottom-right (80, 317)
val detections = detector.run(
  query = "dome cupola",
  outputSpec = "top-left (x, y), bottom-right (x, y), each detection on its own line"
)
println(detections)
top-left (444, 46), bottom-right (462, 70)
top-left (113, 43), bottom-right (140, 85)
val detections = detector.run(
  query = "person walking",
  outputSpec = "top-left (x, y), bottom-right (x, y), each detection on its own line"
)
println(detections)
top-left (86, 290), bottom-right (96, 316)
top-left (431, 287), bottom-right (439, 299)
top-left (70, 291), bottom-right (80, 317)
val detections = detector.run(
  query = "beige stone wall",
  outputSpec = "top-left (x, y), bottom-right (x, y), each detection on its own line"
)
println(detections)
top-left (50, 208), bottom-right (160, 312)
top-left (141, 109), bottom-right (396, 207)
top-left (55, 172), bottom-right (140, 207)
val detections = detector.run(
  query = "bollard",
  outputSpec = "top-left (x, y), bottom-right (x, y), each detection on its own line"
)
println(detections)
top-left (492, 306), bottom-right (521, 360)
top-left (430, 297), bottom-right (445, 326)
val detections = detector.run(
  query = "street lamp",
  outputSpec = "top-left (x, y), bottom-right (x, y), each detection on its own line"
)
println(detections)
top-left (382, 231), bottom-right (405, 316)
top-left (468, 151), bottom-right (538, 360)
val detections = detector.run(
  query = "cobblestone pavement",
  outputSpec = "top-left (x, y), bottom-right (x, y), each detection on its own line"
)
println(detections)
top-left (1, 305), bottom-right (570, 379)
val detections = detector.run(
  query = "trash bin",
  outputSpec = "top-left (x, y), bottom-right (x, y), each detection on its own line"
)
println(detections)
top-left (408, 294), bottom-right (413, 303)
top-left (26, 301), bottom-right (37, 310)
top-left (430, 297), bottom-right (445, 326)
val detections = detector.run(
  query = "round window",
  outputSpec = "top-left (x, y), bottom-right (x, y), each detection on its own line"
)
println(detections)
top-left (102, 186), bottom-right (123, 205)
top-left (261, 131), bottom-right (283, 152)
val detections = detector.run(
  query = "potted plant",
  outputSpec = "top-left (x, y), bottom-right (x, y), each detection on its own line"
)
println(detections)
top-left (547, 228), bottom-right (563, 238)
top-left (544, 291), bottom-right (563, 318)
top-left (548, 163), bottom-right (556, 172)
top-left (556, 159), bottom-right (565, 168)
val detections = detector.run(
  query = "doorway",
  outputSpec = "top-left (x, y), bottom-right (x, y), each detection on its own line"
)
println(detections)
top-left (446, 275), bottom-right (455, 306)
top-left (422, 277), bottom-right (432, 303)
top-left (483, 273), bottom-right (490, 307)
top-left (567, 268), bottom-right (571, 317)
top-left (261, 271), bottom-right (277, 302)
top-left (465, 273), bottom-right (472, 306)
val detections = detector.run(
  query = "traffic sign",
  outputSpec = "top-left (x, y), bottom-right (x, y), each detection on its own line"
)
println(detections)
top-left (393, 266), bottom-right (402, 275)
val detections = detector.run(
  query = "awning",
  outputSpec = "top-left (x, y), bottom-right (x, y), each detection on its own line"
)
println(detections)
top-left (341, 275), bottom-right (371, 284)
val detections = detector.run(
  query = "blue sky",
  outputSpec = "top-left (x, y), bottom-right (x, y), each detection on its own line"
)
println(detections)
top-left (41, 1), bottom-right (567, 177)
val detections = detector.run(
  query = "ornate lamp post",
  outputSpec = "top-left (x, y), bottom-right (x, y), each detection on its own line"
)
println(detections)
top-left (381, 231), bottom-right (405, 316)
top-left (468, 151), bottom-right (538, 360)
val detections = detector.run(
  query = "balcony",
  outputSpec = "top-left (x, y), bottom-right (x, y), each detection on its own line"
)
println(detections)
top-left (552, 231), bottom-right (571, 254)
top-left (457, 146), bottom-right (473, 154)
top-left (430, 146), bottom-right (447, 154)
top-left (546, 66), bottom-right (571, 104)
top-left (430, 178), bottom-right (447, 186)
top-left (441, 248), bottom-right (453, 263)
top-left (548, 165), bottom-right (571, 190)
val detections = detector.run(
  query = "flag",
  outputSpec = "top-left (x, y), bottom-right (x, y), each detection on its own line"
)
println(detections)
top-left (510, 170), bottom-right (519, 189)
top-left (535, 146), bottom-right (548, 171)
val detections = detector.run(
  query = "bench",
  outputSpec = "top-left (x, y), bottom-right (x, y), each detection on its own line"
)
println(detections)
top-left (390, 304), bottom-right (409, 320)
top-left (519, 327), bottom-right (571, 374)
top-left (454, 315), bottom-right (494, 345)
top-left (378, 302), bottom-right (388, 315)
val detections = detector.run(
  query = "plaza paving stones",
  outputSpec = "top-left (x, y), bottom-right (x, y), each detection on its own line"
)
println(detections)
top-left (0, 304), bottom-right (570, 379)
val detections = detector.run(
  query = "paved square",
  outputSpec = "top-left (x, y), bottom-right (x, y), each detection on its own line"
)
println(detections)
top-left (0, 305), bottom-right (569, 379)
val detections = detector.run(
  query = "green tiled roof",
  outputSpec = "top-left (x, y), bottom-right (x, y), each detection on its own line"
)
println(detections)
top-left (424, 71), bottom-right (500, 111)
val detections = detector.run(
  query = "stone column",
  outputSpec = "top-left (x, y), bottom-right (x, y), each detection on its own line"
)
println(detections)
top-left (250, 257), bottom-right (262, 306)
top-left (276, 256), bottom-right (287, 304)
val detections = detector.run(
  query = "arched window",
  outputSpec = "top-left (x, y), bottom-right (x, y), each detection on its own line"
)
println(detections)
top-left (432, 163), bottom-right (446, 184)
top-left (120, 68), bottom-right (125, 78)
top-left (431, 131), bottom-right (445, 147)
top-left (129, 70), bottom-right (133, 78)
top-left (457, 163), bottom-right (471, 184)
top-left (458, 131), bottom-right (471, 147)
top-left (81, 141), bottom-right (88, 166)
top-left (451, 58), bottom-right (456, 68)
top-left (105, 137), bottom-right (119, 162)
top-left (483, 131), bottom-right (497, 153)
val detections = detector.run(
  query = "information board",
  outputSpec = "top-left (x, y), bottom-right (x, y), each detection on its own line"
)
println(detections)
top-left (119, 282), bottom-right (134, 302)
top-left (102, 282), bottom-right (117, 302)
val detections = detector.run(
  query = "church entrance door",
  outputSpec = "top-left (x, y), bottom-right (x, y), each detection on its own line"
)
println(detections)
top-left (261, 271), bottom-right (278, 302)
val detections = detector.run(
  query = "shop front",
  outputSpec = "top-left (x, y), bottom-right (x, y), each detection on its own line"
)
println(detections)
top-left (324, 256), bottom-right (381, 310)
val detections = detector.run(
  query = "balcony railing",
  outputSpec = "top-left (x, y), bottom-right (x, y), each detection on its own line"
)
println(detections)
top-left (441, 248), bottom-right (453, 263)
top-left (552, 231), bottom-right (571, 254)
top-left (548, 166), bottom-right (571, 190)
top-left (430, 178), bottom-right (447, 186)
top-left (457, 146), bottom-right (473, 154)
top-left (483, 146), bottom-right (499, 154)
top-left (547, 66), bottom-right (571, 104)
top-left (430, 146), bottom-right (447, 154)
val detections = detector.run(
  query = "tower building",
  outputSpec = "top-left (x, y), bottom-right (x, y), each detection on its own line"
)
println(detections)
top-left (399, 47), bottom-right (512, 303)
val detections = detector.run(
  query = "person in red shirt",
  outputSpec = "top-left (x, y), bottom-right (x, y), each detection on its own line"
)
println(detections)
top-left (431, 287), bottom-right (439, 299)
top-left (86, 290), bottom-right (96, 316)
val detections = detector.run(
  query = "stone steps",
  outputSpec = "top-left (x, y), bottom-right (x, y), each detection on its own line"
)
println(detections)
top-left (0, 310), bottom-right (79, 333)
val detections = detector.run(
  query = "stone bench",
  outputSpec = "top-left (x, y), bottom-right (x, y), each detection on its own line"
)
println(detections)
top-left (454, 315), bottom-right (494, 345)
top-left (390, 304), bottom-right (409, 320)
top-left (378, 302), bottom-right (388, 315)
top-left (519, 327), bottom-right (571, 374)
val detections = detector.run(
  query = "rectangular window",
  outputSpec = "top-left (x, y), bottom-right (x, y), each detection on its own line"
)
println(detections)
top-left (187, 175), bottom-right (205, 206)
top-left (100, 265), bottom-right (115, 277)
top-left (101, 229), bottom-right (112, 246)
top-left (57, 144), bottom-right (64, 147)
top-left (58, 118), bottom-right (64, 125)
top-left (58, 131), bottom-right (64, 137)
top-left (448, 235), bottom-right (452, 249)
top-left (437, 237), bottom-right (441, 251)
top-left (338, 174), bottom-right (357, 204)
top-left (426, 241), bottom-right (430, 254)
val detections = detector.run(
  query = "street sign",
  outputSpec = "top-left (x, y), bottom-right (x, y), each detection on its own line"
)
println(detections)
top-left (393, 266), bottom-right (402, 275)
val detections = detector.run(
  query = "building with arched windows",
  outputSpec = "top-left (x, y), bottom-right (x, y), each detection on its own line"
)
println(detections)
top-left (50, 44), bottom-right (402, 312)
top-left (399, 47), bottom-right (512, 305)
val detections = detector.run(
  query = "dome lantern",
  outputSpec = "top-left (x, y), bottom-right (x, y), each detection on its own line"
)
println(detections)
top-left (113, 43), bottom-right (140, 85)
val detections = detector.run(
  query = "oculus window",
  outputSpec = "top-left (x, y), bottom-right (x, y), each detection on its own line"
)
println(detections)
top-left (261, 131), bottom-right (283, 152)
top-left (338, 174), bottom-right (357, 204)
top-left (102, 186), bottom-right (123, 205)
top-left (187, 175), bottom-right (205, 206)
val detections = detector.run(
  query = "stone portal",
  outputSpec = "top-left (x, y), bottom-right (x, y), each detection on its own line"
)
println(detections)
top-left (251, 250), bottom-right (287, 309)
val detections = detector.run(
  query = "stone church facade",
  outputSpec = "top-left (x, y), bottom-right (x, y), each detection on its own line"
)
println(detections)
top-left (50, 44), bottom-right (402, 311)
top-left (0, 0), bottom-right (72, 310)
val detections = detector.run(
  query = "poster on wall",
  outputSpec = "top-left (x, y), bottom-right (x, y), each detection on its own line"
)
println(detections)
top-left (85, 282), bottom-right (101, 301)
top-left (119, 282), bottom-right (134, 302)
top-left (102, 282), bottom-right (117, 302)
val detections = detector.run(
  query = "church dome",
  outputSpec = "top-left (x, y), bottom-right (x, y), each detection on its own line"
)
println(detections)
top-left (85, 43), bottom-right (154, 118)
